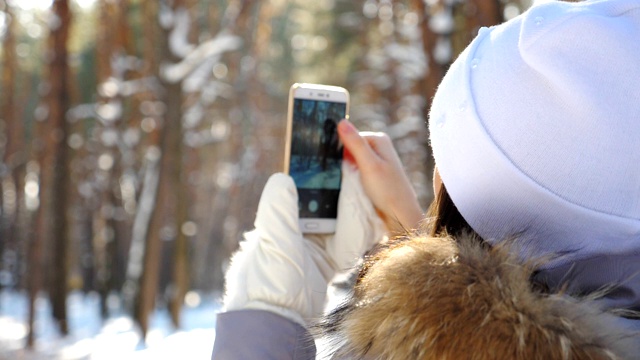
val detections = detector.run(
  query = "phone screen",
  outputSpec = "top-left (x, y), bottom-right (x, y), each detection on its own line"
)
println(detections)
top-left (290, 98), bottom-right (346, 219)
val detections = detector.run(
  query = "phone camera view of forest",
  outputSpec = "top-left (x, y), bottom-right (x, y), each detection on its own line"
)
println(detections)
top-left (291, 99), bottom-right (345, 218)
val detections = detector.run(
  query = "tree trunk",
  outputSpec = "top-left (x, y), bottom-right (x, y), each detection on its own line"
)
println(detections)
top-left (197, 0), bottom-right (259, 292)
top-left (0, 1), bottom-right (19, 291)
top-left (46, 0), bottom-right (73, 335)
top-left (122, 0), bottom-right (160, 323)
top-left (26, 164), bottom-right (47, 348)
top-left (411, 0), bottom-right (449, 203)
top-left (0, 3), bottom-right (36, 350)
top-left (168, 102), bottom-right (191, 326)
top-left (134, 0), bottom-right (184, 337)
top-left (456, 0), bottom-right (502, 55)
top-left (135, 77), bottom-right (181, 338)
top-left (93, 0), bottom-right (131, 319)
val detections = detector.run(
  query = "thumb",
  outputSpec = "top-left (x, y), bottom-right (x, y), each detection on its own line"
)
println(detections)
top-left (255, 173), bottom-right (302, 242)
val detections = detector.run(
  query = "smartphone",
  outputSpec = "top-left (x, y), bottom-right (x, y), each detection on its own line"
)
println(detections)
top-left (285, 83), bottom-right (349, 234)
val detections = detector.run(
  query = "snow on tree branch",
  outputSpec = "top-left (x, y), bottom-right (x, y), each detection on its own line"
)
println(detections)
top-left (160, 33), bottom-right (242, 84)
top-left (169, 7), bottom-right (195, 59)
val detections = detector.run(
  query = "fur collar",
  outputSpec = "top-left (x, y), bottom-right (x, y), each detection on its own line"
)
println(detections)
top-left (318, 233), bottom-right (640, 359)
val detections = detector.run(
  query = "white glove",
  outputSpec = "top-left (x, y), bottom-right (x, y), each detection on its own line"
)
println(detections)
top-left (222, 163), bottom-right (384, 326)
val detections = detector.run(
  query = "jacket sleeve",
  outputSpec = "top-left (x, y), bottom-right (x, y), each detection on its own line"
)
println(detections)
top-left (211, 309), bottom-right (316, 360)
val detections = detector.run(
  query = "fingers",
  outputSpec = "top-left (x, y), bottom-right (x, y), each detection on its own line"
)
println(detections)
top-left (360, 131), bottom-right (396, 162)
top-left (338, 120), bottom-right (393, 168)
top-left (338, 120), bottom-right (374, 166)
top-left (338, 119), bottom-right (424, 232)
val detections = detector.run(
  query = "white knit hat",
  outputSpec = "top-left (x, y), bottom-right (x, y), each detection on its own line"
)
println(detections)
top-left (429, 0), bottom-right (640, 268)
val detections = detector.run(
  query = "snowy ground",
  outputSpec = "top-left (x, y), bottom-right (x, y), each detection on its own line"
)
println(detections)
top-left (290, 156), bottom-right (341, 190)
top-left (0, 290), bottom-right (221, 360)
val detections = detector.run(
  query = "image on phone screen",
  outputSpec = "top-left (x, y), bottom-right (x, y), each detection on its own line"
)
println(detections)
top-left (290, 99), bottom-right (346, 219)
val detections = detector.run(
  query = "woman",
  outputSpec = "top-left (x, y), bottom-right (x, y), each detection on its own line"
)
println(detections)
top-left (212, 0), bottom-right (640, 358)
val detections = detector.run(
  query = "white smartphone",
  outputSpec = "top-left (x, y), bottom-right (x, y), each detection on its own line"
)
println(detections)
top-left (284, 83), bottom-right (350, 234)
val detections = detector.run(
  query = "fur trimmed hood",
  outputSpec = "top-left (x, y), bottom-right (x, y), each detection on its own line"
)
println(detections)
top-left (319, 233), bottom-right (640, 359)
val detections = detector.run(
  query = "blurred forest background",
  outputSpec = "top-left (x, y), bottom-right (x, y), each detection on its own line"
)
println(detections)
top-left (0, 0), bottom-right (533, 349)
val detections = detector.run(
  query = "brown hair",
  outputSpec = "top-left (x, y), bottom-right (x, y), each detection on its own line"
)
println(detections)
top-left (426, 184), bottom-right (476, 238)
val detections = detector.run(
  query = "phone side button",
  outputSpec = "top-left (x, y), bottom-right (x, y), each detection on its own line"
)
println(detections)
top-left (304, 223), bottom-right (319, 230)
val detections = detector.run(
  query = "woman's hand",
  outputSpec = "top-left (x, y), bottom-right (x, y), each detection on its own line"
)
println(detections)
top-left (222, 165), bottom-right (384, 326)
top-left (338, 120), bottom-right (424, 232)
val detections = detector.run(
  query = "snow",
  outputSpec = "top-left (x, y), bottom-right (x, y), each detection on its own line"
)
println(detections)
top-left (201, 81), bottom-right (234, 105)
top-left (386, 115), bottom-right (424, 140)
top-left (96, 102), bottom-right (123, 124)
top-left (385, 43), bottom-right (426, 82)
top-left (429, 9), bottom-right (454, 34)
top-left (0, 290), bottom-right (220, 360)
top-left (169, 8), bottom-right (195, 59)
top-left (182, 57), bottom-right (217, 93)
top-left (66, 104), bottom-right (96, 121)
top-left (9, 0), bottom-right (53, 11)
top-left (160, 34), bottom-right (242, 84)
top-left (74, 0), bottom-right (97, 10)
top-left (433, 37), bottom-right (452, 64)
top-left (124, 150), bottom-right (161, 301)
top-left (290, 155), bottom-right (341, 190)
top-left (120, 77), bottom-right (161, 97)
top-left (0, 12), bottom-right (7, 39)
top-left (182, 103), bottom-right (204, 129)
